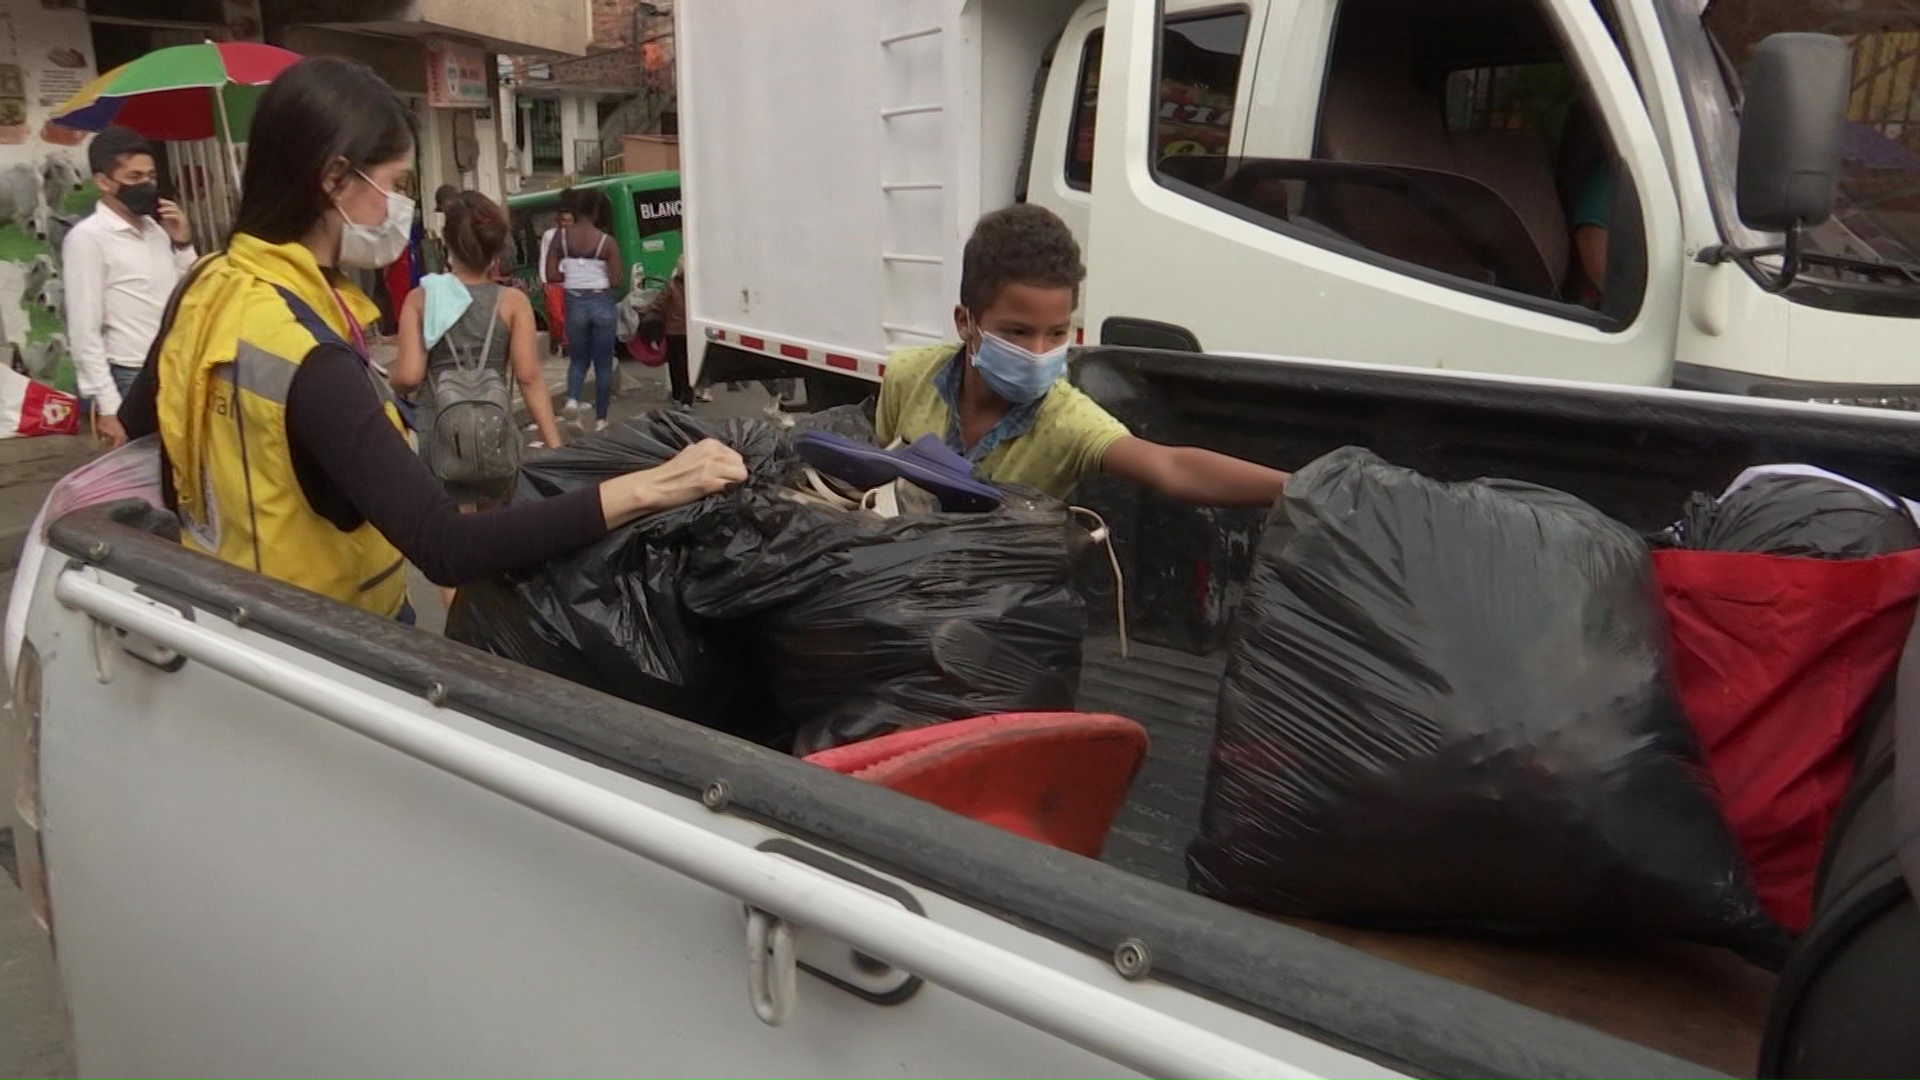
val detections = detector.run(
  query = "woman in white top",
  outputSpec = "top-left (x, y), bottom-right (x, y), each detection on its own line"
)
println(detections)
top-left (543, 188), bottom-right (625, 430)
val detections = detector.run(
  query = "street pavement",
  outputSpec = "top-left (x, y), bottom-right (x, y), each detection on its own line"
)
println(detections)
top-left (0, 347), bottom-right (796, 1075)
top-left (0, 431), bottom-right (85, 1080)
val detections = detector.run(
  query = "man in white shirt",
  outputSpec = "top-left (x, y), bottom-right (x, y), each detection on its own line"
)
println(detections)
top-left (537, 189), bottom-right (576, 357)
top-left (62, 125), bottom-right (194, 446)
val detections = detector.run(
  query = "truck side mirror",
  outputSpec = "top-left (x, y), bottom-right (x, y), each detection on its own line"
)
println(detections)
top-left (1736, 33), bottom-right (1851, 234)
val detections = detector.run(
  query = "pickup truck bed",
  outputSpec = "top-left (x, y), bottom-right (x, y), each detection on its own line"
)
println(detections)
top-left (1079, 638), bottom-right (1775, 1078)
top-left (31, 348), bottom-right (1920, 1078)
top-left (1058, 347), bottom-right (1920, 1078)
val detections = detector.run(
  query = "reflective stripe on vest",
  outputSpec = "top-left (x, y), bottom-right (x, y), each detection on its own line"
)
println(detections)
top-left (215, 342), bottom-right (300, 403)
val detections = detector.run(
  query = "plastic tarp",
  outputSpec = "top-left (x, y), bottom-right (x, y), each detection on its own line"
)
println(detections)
top-left (1189, 447), bottom-right (1782, 957)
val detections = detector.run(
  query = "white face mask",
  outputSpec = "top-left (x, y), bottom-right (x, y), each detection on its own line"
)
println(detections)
top-left (335, 170), bottom-right (414, 270)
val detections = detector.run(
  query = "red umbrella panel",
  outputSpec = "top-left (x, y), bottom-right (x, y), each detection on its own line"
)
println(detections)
top-left (49, 42), bottom-right (300, 143)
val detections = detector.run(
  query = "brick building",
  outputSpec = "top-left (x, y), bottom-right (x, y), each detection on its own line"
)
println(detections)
top-left (503, 0), bottom-right (675, 191)
top-left (0, 0), bottom-right (592, 397)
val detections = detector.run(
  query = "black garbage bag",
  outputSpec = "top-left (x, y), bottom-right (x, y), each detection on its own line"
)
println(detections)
top-left (680, 484), bottom-right (1087, 755)
top-left (446, 413), bottom-right (793, 747)
top-left (1661, 470), bottom-right (1920, 558)
top-left (1188, 447), bottom-right (1783, 957)
top-left (450, 410), bottom-right (1085, 754)
top-left (516, 410), bottom-right (792, 505)
top-left (782, 400), bottom-right (877, 442)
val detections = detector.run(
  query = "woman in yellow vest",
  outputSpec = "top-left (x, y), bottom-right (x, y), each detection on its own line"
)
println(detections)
top-left (120, 58), bottom-right (745, 621)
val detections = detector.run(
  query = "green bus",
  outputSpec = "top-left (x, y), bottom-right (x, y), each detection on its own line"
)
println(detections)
top-left (506, 171), bottom-right (684, 329)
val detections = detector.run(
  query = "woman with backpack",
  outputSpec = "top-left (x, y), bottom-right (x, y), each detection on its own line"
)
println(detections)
top-left (391, 189), bottom-right (565, 509)
top-left (117, 57), bottom-right (745, 625)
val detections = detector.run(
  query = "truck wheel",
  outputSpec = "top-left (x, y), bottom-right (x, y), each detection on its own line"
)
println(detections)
top-left (805, 371), bottom-right (875, 411)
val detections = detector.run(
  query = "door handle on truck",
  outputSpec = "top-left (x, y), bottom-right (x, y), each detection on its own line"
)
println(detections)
top-left (66, 565), bottom-right (194, 682)
top-left (744, 906), bottom-right (798, 1026)
top-left (745, 839), bottom-right (925, 1022)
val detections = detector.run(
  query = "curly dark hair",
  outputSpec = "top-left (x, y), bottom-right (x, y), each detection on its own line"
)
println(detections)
top-left (959, 204), bottom-right (1086, 315)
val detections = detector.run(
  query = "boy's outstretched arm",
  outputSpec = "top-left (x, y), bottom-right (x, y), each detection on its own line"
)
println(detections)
top-left (1103, 435), bottom-right (1289, 508)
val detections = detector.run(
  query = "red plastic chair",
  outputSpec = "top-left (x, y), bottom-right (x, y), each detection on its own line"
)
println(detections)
top-left (804, 713), bottom-right (1149, 858)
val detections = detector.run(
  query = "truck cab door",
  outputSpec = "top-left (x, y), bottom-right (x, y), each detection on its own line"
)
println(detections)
top-left (1028, 3), bottom-right (1272, 259)
top-left (1087, 0), bottom-right (1687, 387)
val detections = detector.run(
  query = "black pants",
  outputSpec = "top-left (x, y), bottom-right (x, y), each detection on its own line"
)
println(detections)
top-left (665, 333), bottom-right (692, 406)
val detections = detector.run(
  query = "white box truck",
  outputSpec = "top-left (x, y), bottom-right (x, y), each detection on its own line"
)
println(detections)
top-left (677, 0), bottom-right (1920, 405)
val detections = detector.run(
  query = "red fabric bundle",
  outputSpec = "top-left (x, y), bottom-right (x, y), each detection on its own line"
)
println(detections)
top-left (1654, 549), bottom-right (1920, 933)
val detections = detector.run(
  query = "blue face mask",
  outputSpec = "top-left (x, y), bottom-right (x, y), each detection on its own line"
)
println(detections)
top-left (970, 331), bottom-right (1069, 404)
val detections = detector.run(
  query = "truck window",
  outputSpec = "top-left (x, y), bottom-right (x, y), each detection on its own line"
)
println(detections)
top-left (1064, 10), bottom-right (1251, 191)
top-left (1444, 64), bottom-right (1576, 136)
top-left (1151, 0), bottom-right (1648, 325)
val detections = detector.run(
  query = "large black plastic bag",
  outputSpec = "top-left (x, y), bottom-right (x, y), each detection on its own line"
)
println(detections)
top-left (1662, 469), bottom-right (1920, 558)
top-left (1188, 447), bottom-right (1782, 956)
top-left (446, 413), bottom-right (792, 746)
top-left (680, 484), bottom-right (1087, 755)
top-left (450, 410), bottom-right (1086, 754)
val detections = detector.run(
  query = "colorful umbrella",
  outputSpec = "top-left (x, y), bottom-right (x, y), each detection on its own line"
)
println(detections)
top-left (48, 42), bottom-right (300, 143)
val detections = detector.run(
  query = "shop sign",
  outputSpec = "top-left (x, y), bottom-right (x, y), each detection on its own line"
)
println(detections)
top-left (426, 38), bottom-right (488, 108)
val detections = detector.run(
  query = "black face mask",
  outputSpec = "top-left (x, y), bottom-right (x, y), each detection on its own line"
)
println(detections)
top-left (116, 181), bottom-right (159, 217)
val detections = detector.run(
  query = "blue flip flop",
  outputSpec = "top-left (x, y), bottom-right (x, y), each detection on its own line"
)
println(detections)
top-left (897, 434), bottom-right (973, 477)
top-left (795, 431), bottom-right (1003, 513)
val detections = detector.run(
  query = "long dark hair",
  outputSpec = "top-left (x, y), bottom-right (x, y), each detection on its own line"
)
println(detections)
top-left (233, 57), bottom-right (415, 244)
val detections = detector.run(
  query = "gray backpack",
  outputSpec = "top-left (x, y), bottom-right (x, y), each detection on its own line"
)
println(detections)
top-left (427, 292), bottom-right (519, 487)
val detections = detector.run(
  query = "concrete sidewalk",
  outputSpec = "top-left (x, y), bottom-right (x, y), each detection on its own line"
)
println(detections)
top-left (0, 434), bottom-right (84, 1080)
top-left (0, 435), bottom-right (92, 578)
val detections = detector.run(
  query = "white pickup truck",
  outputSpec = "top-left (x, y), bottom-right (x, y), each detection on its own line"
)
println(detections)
top-left (683, 0), bottom-right (1920, 407)
top-left (8, 347), bottom-right (1920, 1077)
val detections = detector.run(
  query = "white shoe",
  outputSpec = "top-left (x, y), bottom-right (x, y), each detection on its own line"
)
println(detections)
top-left (564, 399), bottom-right (583, 415)
top-left (594, 419), bottom-right (610, 433)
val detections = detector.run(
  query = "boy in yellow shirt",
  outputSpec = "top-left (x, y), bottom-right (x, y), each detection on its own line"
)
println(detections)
top-left (876, 205), bottom-right (1288, 505)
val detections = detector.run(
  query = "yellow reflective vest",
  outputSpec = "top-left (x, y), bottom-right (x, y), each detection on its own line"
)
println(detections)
top-left (156, 233), bottom-right (411, 617)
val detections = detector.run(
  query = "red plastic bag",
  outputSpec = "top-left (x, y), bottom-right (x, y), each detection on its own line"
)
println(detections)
top-left (0, 366), bottom-right (79, 438)
top-left (625, 334), bottom-right (666, 367)
top-left (1654, 549), bottom-right (1920, 933)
